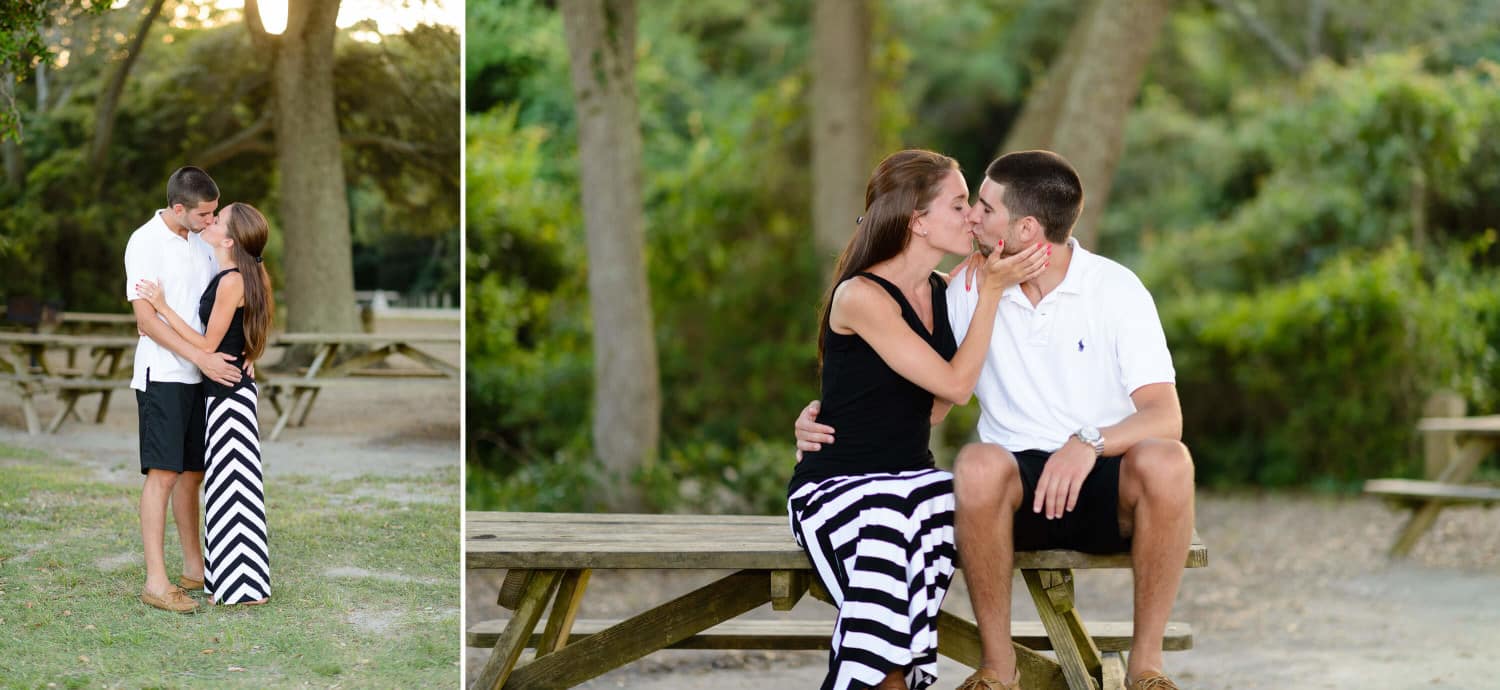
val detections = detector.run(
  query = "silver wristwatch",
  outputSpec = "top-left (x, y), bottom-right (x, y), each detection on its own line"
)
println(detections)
top-left (1074, 426), bottom-right (1104, 457)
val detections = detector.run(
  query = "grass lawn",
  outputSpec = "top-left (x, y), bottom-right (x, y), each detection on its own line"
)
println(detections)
top-left (0, 444), bottom-right (460, 689)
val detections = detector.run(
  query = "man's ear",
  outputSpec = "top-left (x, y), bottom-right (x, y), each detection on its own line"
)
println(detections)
top-left (1022, 217), bottom-right (1045, 243)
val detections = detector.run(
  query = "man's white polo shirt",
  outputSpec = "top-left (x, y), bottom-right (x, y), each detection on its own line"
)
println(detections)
top-left (124, 210), bottom-right (216, 392)
top-left (947, 238), bottom-right (1175, 453)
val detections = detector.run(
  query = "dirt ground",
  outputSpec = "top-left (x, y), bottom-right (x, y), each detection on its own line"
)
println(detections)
top-left (466, 491), bottom-right (1500, 689)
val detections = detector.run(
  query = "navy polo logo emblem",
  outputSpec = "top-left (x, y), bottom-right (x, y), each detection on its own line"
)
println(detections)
top-left (1077, 339), bottom-right (1084, 352)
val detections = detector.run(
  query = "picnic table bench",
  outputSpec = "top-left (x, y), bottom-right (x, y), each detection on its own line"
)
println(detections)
top-left (259, 333), bottom-right (458, 441)
top-left (466, 512), bottom-right (1207, 690)
top-left (0, 333), bottom-right (136, 434)
top-left (0, 331), bottom-right (458, 439)
top-left (1365, 414), bottom-right (1500, 556)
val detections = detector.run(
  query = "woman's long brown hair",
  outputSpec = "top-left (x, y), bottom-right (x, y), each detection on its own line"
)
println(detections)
top-left (221, 203), bottom-right (274, 363)
top-left (817, 149), bottom-right (959, 368)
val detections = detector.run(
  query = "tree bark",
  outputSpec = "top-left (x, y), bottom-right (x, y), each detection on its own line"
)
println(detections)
top-left (560, 0), bottom-right (659, 511)
top-left (1001, 0), bottom-right (1171, 248)
top-left (810, 0), bottom-right (873, 269)
top-left (88, 0), bottom-right (166, 181)
top-left (247, 0), bottom-right (360, 333)
top-left (1001, 0), bottom-right (1098, 154)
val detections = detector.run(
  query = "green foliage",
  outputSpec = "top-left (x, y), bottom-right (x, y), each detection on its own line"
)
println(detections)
top-left (0, 14), bottom-right (458, 311)
top-left (1164, 243), bottom-right (1500, 486)
top-left (470, 0), bottom-right (1500, 509)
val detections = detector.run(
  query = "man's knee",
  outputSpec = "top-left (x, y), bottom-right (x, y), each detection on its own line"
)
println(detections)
top-left (144, 469), bottom-right (180, 490)
top-left (953, 443), bottom-right (1020, 506)
top-left (1125, 438), bottom-right (1194, 500)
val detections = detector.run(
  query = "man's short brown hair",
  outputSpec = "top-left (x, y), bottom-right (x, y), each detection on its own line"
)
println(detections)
top-left (984, 150), bottom-right (1084, 243)
top-left (166, 166), bottom-right (219, 209)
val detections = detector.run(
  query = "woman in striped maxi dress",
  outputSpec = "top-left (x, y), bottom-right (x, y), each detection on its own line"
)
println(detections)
top-left (790, 150), bottom-right (1048, 690)
top-left (137, 202), bottom-right (274, 606)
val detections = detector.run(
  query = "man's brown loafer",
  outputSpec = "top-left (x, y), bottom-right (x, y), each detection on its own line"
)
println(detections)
top-left (1128, 671), bottom-right (1180, 690)
top-left (178, 575), bottom-right (204, 591)
top-left (141, 587), bottom-right (199, 613)
top-left (956, 668), bottom-right (1020, 690)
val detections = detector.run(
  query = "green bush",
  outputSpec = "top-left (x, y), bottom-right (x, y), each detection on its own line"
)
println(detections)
top-left (1165, 243), bottom-right (1500, 486)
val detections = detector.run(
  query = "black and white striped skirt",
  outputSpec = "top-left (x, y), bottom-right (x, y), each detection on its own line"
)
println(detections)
top-left (787, 468), bottom-right (957, 690)
top-left (203, 383), bottom-right (270, 605)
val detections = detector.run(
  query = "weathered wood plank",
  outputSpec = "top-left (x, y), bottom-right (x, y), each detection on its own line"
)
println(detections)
top-left (536, 569), bottom-right (590, 655)
top-left (467, 618), bottom-right (1195, 654)
top-left (934, 610), bottom-right (1069, 689)
top-left (497, 570), bottom-right (533, 610)
top-left (1024, 569), bottom-right (1100, 690)
top-left (770, 570), bottom-right (807, 611)
top-left (1100, 652), bottom-right (1126, 690)
top-left (1416, 415), bottom-right (1500, 435)
top-left (473, 569), bottom-right (559, 690)
top-left (1364, 479), bottom-right (1500, 505)
top-left (503, 570), bottom-right (773, 689)
top-left (465, 512), bottom-right (1208, 572)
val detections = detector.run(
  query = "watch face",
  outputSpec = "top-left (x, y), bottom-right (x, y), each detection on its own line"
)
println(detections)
top-left (1081, 426), bottom-right (1101, 442)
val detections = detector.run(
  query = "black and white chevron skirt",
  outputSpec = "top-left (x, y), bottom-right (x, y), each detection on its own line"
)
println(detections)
top-left (787, 468), bottom-right (957, 690)
top-left (203, 382), bottom-right (270, 605)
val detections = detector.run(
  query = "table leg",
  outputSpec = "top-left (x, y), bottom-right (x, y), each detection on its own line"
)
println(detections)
top-left (1100, 652), bottom-right (1126, 690)
top-left (47, 391), bottom-right (81, 434)
top-left (1023, 569), bottom-right (1102, 690)
top-left (1390, 438), bottom-right (1494, 557)
top-left (536, 569), bottom-right (591, 656)
top-left (18, 381), bottom-right (41, 435)
top-left (295, 387), bottom-right (323, 426)
top-left (474, 569), bottom-right (561, 690)
top-left (934, 610), bottom-right (1067, 689)
top-left (504, 570), bottom-right (773, 689)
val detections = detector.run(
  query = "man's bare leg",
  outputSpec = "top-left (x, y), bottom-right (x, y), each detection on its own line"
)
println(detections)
top-left (953, 443), bottom-right (1024, 679)
top-left (172, 470), bottom-right (205, 581)
top-left (1117, 438), bottom-right (1195, 681)
top-left (141, 469), bottom-right (180, 596)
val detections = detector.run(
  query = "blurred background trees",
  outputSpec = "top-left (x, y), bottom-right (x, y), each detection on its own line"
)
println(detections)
top-left (0, 0), bottom-right (459, 328)
top-left (468, 0), bottom-right (1500, 511)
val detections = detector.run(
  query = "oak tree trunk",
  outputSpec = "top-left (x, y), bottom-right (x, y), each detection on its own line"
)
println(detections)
top-left (810, 0), bottom-right (873, 270)
top-left (247, 0), bottom-right (360, 333)
top-left (560, 0), bottom-right (659, 511)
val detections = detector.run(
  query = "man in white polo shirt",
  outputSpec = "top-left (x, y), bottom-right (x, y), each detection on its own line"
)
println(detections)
top-left (124, 166), bottom-right (243, 613)
top-left (796, 151), bottom-right (1194, 690)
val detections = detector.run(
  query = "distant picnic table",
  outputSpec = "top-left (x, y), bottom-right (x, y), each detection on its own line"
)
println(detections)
top-left (0, 329), bottom-right (457, 439)
top-left (1366, 414), bottom-right (1500, 556)
top-left (465, 511), bottom-right (1208, 690)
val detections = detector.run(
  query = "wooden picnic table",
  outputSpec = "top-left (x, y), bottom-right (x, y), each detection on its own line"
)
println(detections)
top-left (1366, 415), bottom-right (1500, 556)
top-left (465, 512), bottom-right (1207, 690)
top-left (0, 331), bottom-right (458, 438)
top-left (259, 332), bottom-right (459, 441)
top-left (0, 333), bottom-right (137, 434)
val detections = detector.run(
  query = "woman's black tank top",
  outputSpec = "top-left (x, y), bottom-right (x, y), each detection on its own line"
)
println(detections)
top-left (198, 268), bottom-right (252, 397)
top-left (789, 271), bottom-right (958, 493)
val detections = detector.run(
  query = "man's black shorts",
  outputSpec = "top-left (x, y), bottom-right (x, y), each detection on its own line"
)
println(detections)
top-left (136, 376), bottom-right (206, 475)
top-left (1012, 449), bottom-right (1131, 554)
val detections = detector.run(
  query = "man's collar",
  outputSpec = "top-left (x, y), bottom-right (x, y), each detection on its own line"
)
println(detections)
top-left (1053, 237), bottom-right (1092, 295)
top-left (153, 209), bottom-right (189, 240)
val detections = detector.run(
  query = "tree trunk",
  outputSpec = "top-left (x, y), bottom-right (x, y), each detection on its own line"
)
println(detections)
top-left (247, 0), bottom-right (360, 333)
top-left (88, 0), bottom-right (166, 182)
top-left (560, 0), bottom-right (659, 511)
top-left (810, 0), bottom-right (873, 269)
top-left (999, 0), bottom-right (1172, 249)
top-left (1049, 0), bottom-right (1172, 248)
top-left (1001, 0), bottom-right (1097, 154)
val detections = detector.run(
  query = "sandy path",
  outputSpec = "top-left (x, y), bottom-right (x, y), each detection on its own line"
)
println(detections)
top-left (466, 492), bottom-right (1500, 689)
